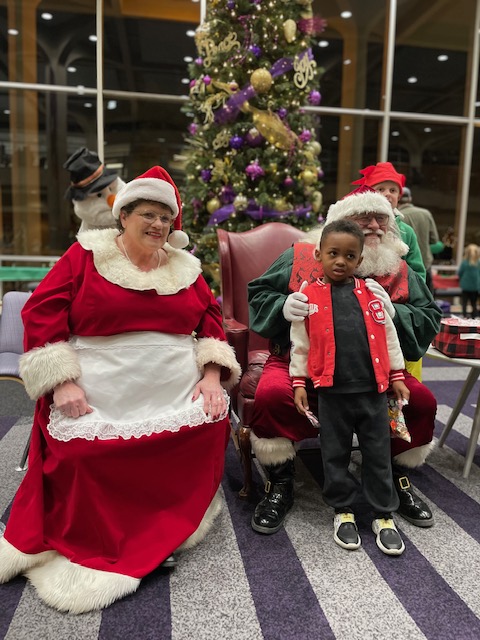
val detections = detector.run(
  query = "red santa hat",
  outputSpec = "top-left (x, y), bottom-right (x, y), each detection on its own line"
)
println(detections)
top-left (326, 185), bottom-right (394, 223)
top-left (112, 166), bottom-right (189, 249)
top-left (351, 161), bottom-right (406, 192)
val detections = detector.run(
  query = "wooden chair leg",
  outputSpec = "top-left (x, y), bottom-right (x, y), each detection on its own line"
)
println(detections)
top-left (238, 425), bottom-right (253, 499)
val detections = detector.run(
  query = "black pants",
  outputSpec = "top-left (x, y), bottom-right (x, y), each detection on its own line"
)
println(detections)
top-left (461, 290), bottom-right (478, 318)
top-left (318, 390), bottom-right (399, 514)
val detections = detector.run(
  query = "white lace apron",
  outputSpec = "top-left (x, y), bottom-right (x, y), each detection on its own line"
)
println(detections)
top-left (47, 332), bottom-right (229, 442)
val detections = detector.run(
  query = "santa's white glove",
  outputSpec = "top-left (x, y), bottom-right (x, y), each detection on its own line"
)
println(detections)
top-left (283, 281), bottom-right (309, 322)
top-left (365, 278), bottom-right (396, 318)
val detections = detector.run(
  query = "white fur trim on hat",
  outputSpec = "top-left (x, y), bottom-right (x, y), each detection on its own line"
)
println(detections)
top-left (327, 191), bottom-right (393, 224)
top-left (112, 178), bottom-right (179, 219)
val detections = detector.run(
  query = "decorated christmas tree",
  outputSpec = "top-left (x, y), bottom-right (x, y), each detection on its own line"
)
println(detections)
top-left (181, 0), bottom-right (326, 283)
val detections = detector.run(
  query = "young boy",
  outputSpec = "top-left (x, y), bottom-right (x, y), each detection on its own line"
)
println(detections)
top-left (290, 219), bottom-right (410, 556)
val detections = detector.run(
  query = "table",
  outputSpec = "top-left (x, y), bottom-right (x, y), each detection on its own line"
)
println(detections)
top-left (426, 345), bottom-right (480, 478)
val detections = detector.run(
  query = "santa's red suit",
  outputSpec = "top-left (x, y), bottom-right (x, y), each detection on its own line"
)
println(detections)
top-left (0, 229), bottom-right (240, 613)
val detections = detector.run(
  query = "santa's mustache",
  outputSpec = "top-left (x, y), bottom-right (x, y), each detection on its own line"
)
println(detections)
top-left (363, 228), bottom-right (385, 238)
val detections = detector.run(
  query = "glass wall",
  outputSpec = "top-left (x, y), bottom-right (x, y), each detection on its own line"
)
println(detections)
top-left (0, 0), bottom-right (478, 267)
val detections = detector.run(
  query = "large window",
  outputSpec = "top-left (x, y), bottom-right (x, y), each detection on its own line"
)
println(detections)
top-left (0, 0), bottom-right (478, 264)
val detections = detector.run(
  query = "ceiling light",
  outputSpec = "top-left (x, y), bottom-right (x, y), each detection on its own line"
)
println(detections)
top-left (437, 54), bottom-right (448, 62)
top-left (41, 12), bottom-right (53, 20)
top-left (407, 76), bottom-right (418, 84)
top-left (475, 101), bottom-right (480, 107)
top-left (344, 59), bottom-right (351, 65)
top-left (318, 40), bottom-right (329, 48)
top-left (391, 131), bottom-right (400, 137)
top-left (107, 100), bottom-right (117, 110)
top-left (84, 102), bottom-right (93, 108)
top-left (181, 78), bottom-right (190, 84)
top-left (331, 136), bottom-right (338, 142)
top-left (184, 56), bottom-right (193, 62)
top-left (67, 66), bottom-right (77, 73)
top-left (8, 28), bottom-right (19, 35)
top-left (4, 109), bottom-right (10, 115)
top-left (343, 125), bottom-right (351, 131)
top-left (186, 30), bottom-right (196, 37)
top-left (88, 35), bottom-right (97, 42)
top-left (424, 127), bottom-right (432, 132)
top-left (340, 11), bottom-right (352, 19)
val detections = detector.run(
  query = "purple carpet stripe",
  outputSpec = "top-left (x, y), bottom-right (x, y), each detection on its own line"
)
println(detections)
top-left (406, 466), bottom-right (480, 543)
top-left (0, 577), bottom-right (26, 638)
top-left (0, 417), bottom-right (17, 440)
top-left (222, 443), bottom-right (335, 640)
top-left (99, 569), bottom-right (172, 640)
top-left (432, 418), bottom-right (480, 470)
top-left (354, 512), bottom-right (480, 640)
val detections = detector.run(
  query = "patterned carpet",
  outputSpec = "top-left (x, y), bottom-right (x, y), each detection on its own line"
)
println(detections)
top-left (0, 356), bottom-right (479, 640)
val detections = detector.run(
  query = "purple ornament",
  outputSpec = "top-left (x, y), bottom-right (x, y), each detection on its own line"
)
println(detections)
top-left (245, 129), bottom-right (264, 147)
top-left (189, 79), bottom-right (196, 89)
top-left (249, 44), bottom-right (262, 58)
top-left (318, 168), bottom-right (324, 179)
top-left (200, 169), bottom-right (212, 182)
top-left (250, 0), bottom-right (262, 4)
top-left (299, 129), bottom-right (312, 143)
top-left (220, 184), bottom-right (235, 204)
top-left (283, 176), bottom-right (294, 188)
top-left (203, 75), bottom-right (212, 85)
top-left (188, 123), bottom-right (198, 135)
top-left (308, 90), bottom-right (321, 106)
top-left (195, 57), bottom-right (203, 65)
top-left (245, 160), bottom-right (265, 180)
top-left (229, 135), bottom-right (244, 149)
top-left (277, 108), bottom-right (288, 119)
top-left (227, 0), bottom-right (235, 8)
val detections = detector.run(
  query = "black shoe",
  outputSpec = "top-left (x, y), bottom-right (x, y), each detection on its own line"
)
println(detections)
top-left (251, 459), bottom-right (295, 534)
top-left (394, 474), bottom-right (434, 527)
top-left (160, 553), bottom-right (177, 568)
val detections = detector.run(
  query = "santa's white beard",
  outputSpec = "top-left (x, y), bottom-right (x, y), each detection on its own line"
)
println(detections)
top-left (356, 231), bottom-right (405, 277)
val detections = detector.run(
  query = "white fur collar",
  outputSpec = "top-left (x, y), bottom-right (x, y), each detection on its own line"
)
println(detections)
top-left (77, 229), bottom-right (202, 294)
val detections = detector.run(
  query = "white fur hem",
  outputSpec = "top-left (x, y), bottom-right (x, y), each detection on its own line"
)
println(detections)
top-left (178, 490), bottom-right (223, 550)
top-left (195, 337), bottom-right (241, 390)
top-left (0, 537), bottom-right (57, 583)
top-left (26, 555), bottom-right (140, 614)
top-left (393, 441), bottom-right (435, 468)
top-left (19, 341), bottom-right (81, 400)
top-left (250, 432), bottom-right (296, 466)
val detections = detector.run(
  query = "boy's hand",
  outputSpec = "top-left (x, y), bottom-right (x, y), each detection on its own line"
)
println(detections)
top-left (294, 387), bottom-right (309, 414)
top-left (391, 380), bottom-right (410, 405)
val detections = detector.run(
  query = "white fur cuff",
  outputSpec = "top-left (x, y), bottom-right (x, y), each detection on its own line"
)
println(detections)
top-left (19, 341), bottom-right (81, 400)
top-left (195, 338), bottom-right (241, 390)
top-left (178, 490), bottom-right (223, 550)
top-left (250, 432), bottom-right (296, 466)
top-left (393, 441), bottom-right (435, 468)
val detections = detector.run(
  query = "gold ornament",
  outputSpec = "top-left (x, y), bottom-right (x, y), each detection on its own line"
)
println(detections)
top-left (246, 105), bottom-right (297, 150)
top-left (206, 197), bottom-right (221, 214)
top-left (301, 169), bottom-right (317, 185)
top-left (250, 68), bottom-right (273, 94)
top-left (293, 52), bottom-right (317, 89)
top-left (307, 141), bottom-right (322, 155)
top-left (274, 197), bottom-right (289, 212)
top-left (233, 194), bottom-right (248, 211)
top-left (197, 31), bottom-right (240, 67)
top-left (283, 19), bottom-right (297, 43)
top-left (311, 190), bottom-right (323, 213)
top-left (269, 162), bottom-right (278, 173)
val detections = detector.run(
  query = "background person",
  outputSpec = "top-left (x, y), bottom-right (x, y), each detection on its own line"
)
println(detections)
top-left (248, 187), bottom-right (441, 538)
top-left (290, 220), bottom-right (409, 556)
top-left (458, 243), bottom-right (480, 318)
top-left (0, 166), bottom-right (241, 614)
top-left (398, 186), bottom-right (443, 294)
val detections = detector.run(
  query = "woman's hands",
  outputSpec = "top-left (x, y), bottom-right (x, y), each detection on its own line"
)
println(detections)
top-left (53, 380), bottom-right (93, 418)
top-left (192, 363), bottom-right (227, 420)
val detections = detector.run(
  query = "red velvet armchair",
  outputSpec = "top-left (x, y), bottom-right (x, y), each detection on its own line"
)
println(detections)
top-left (217, 223), bottom-right (307, 497)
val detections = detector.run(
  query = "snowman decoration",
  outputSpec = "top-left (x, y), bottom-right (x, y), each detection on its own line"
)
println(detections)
top-left (64, 147), bottom-right (125, 231)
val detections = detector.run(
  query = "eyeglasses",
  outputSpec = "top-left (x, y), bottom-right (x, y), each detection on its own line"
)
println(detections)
top-left (135, 212), bottom-right (174, 225)
top-left (355, 213), bottom-right (389, 226)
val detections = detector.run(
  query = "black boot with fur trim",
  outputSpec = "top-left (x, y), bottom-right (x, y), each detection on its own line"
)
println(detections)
top-left (251, 459), bottom-right (295, 534)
